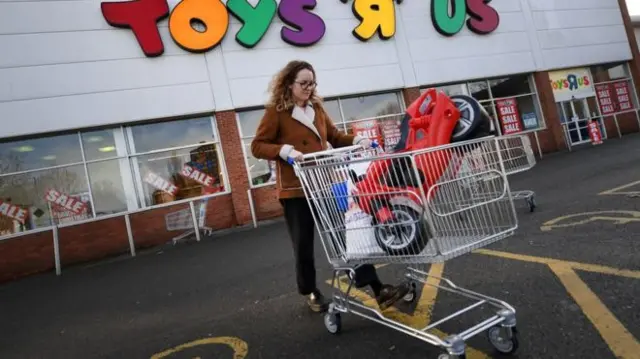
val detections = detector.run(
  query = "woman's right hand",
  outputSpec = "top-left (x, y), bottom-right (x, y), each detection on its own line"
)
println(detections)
top-left (289, 149), bottom-right (304, 162)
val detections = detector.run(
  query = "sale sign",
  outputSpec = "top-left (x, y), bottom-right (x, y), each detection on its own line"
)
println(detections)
top-left (595, 84), bottom-right (616, 115)
top-left (496, 98), bottom-right (523, 135)
top-left (381, 119), bottom-right (402, 150)
top-left (45, 189), bottom-right (88, 215)
top-left (614, 81), bottom-right (632, 112)
top-left (144, 171), bottom-right (178, 195)
top-left (181, 165), bottom-right (217, 188)
top-left (587, 121), bottom-right (603, 145)
top-left (351, 120), bottom-right (381, 142)
top-left (0, 200), bottom-right (27, 224)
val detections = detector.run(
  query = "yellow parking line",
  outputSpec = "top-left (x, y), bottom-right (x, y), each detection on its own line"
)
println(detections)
top-left (599, 180), bottom-right (640, 195)
top-left (150, 336), bottom-right (248, 359)
top-left (475, 249), bottom-right (640, 279)
top-left (549, 264), bottom-right (640, 359)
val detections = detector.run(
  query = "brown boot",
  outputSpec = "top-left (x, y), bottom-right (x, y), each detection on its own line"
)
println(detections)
top-left (376, 283), bottom-right (411, 311)
top-left (307, 290), bottom-right (330, 313)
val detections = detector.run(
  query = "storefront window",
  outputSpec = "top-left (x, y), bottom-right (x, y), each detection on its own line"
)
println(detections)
top-left (0, 133), bottom-right (83, 173)
top-left (127, 118), bottom-right (226, 207)
top-left (0, 164), bottom-right (91, 234)
top-left (81, 129), bottom-right (119, 161)
top-left (237, 92), bottom-right (404, 187)
top-left (128, 117), bottom-right (215, 153)
top-left (0, 115), bottom-right (228, 238)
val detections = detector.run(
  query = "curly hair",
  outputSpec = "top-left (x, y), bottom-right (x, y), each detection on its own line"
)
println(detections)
top-left (266, 60), bottom-right (322, 112)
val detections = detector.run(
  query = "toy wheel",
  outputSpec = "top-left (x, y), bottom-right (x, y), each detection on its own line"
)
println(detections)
top-left (487, 325), bottom-right (519, 355)
top-left (451, 95), bottom-right (484, 142)
top-left (527, 196), bottom-right (536, 212)
top-left (374, 205), bottom-right (430, 256)
top-left (324, 312), bottom-right (342, 335)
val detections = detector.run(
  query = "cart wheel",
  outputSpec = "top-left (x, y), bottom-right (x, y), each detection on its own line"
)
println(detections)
top-left (403, 282), bottom-right (418, 303)
top-left (324, 312), bottom-right (342, 335)
top-left (438, 354), bottom-right (466, 359)
top-left (487, 325), bottom-right (519, 355)
top-left (374, 205), bottom-right (430, 256)
top-left (527, 196), bottom-right (536, 212)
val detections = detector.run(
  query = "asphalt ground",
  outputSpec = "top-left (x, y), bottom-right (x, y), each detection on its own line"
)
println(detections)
top-left (1, 134), bottom-right (639, 359)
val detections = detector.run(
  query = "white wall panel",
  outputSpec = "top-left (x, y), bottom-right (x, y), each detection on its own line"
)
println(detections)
top-left (229, 64), bottom-right (404, 109)
top-left (0, 0), bottom-right (636, 139)
top-left (0, 55), bottom-right (209, 102)
top-left (0, 83), bottom-right (215, 138)
top-left (528, 0), bottom-right (632, 69)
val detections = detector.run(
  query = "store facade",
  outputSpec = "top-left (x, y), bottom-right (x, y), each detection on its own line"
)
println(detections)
top-left (1, 0), bottom-right (640, 282)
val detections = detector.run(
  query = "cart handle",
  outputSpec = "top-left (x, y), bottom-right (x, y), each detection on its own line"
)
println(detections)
top-left (287, 141), bottom-right (379, 165)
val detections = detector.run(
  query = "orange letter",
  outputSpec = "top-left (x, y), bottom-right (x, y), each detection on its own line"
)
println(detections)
top-left (169, 0), bottom-right (229, 52)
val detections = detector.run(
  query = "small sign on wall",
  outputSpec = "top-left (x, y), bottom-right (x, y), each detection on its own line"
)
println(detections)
top-left (496, 98), bottom-right (523, 135)
top-left (548, 68), bottom-right (595, 102)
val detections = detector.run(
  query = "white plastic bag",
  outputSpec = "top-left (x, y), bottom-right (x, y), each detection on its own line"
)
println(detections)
top-left (343, 175), bottom-right (385, 258)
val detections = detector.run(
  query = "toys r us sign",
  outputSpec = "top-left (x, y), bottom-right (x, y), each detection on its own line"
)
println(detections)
top-left (100, 0), bottom-right (499, 57)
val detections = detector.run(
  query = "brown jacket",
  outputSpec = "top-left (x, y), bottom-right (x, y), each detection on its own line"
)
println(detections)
top-left (251, 101), bottom-right (361, 199)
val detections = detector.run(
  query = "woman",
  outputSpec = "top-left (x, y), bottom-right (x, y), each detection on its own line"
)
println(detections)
top-left (251, 60), bottom-right (410, 313)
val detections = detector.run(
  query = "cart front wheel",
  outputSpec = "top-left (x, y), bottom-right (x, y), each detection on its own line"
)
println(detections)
top-left (438, 354), bottom-right (466, 359)
top-left (487, 325), bottom-right (519, 355)
top-left (324, 312), bottom-right (342, 335)
top-left (403, 281), bottom-right (418, 303)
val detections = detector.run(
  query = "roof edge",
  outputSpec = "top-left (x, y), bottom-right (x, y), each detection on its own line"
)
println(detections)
top-left (632, 15), bottom-right (640, 25)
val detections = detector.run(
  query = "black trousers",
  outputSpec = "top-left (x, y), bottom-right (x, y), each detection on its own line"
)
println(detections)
top-left (280, 197), bottom-right (381, 296)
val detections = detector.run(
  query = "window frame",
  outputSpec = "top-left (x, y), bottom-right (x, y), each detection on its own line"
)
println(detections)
top-left (236, 91), bottom-right (406, 189)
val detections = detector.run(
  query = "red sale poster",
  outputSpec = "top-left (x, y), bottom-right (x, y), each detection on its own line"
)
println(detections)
top-left (496, 98), bottom-right (523, 135)
top-left (613, 81), bottom-right (633, 112)
top-left (351, 120), bottom-right (382, 145)
top-left (595, 84), bottom-right (616, 115)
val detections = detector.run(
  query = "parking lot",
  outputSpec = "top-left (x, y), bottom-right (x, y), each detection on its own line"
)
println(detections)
top-left (1, 134), bottom-right (639, 359)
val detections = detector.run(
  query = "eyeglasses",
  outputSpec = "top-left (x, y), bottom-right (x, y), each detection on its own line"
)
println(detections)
top-left (295, 81), bottom-right (317, 89)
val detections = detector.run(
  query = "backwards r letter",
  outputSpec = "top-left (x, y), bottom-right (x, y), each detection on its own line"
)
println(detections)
top-left (341, 0), bottom-right (402, 42)
top-left (101, 0), bottom-right (170, 57)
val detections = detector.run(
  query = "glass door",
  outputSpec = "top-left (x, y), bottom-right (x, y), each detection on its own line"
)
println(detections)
top-left (558, 98), bottom-right (606, 146)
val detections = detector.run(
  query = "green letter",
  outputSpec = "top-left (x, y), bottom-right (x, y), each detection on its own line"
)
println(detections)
top-left (431, 0), bottom-right (466, 36)
top-left (226, 0), bottom-right (277, 48)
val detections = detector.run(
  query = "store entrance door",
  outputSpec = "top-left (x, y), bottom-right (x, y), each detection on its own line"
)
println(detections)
top-left (558, 97), bottom-right (606, 146)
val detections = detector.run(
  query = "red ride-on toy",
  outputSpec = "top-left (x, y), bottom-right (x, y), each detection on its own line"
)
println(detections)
top-left (349, 89), bottom-right (493, 256)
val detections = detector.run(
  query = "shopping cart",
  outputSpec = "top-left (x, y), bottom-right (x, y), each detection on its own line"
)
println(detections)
top-left (165, 204), bottom-right (213, 244)
top-left (453, 135), bottom-right (537, 212)
top-left (290, 135), bottom-right (524, 359)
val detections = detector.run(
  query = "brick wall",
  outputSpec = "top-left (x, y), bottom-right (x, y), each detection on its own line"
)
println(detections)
top-left (402, 87), bottom-right (421, 107)
top-left (0, 231), bottom-right (55, 283)
top-left (533, 72), bottom-right (568, 153)
top-left (58, 217), bottom-right (129, 267)
top-left (618, 0), bottom-right (640, 95)
top-left (215, 110), bottom-right (253, 226)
